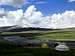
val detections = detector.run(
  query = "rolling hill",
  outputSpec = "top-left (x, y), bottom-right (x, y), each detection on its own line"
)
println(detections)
top-left (0, 27), bottom-right (75, 41)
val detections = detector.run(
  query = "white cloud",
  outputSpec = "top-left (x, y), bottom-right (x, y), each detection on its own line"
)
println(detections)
top-left (51, 11), bottom-right (75, 29)
top-left (0, 0), bottom-right (26, 7)
top-left (24, 5), bottom-right (43, 28)
top-left (24, 5), bottom-right (75, 29)
top-left (24, 5), bottom-right (37, 18)
top-left (0, 5), bottom-right (75, 29)
top-left (0, 8), bottom-right (7, 17)
top-left (68, 0), bottom-right (75, 2)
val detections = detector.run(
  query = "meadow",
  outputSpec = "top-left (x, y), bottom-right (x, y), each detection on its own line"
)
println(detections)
top-left (0, 28), bottom-right (75, 56)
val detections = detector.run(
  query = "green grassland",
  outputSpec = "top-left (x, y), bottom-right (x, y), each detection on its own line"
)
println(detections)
top-left (1, 28), bottom-right (75, 41)
top-left (0, 28), bottom-right (75, 56)
top-left (35, 28), bottom-right (75, 41)
top-left (0, 39), bottom-right (75, 56)
top-left (0, 40), bottom-right (75, 56)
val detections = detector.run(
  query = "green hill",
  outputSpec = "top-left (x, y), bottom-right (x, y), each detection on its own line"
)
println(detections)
top-left (0, 28), bottom-right (75, 41)
top-left (34, 28), bottom-right (75, 41)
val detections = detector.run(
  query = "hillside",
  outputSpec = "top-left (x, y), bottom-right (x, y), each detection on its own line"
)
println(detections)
top-left (0, 28), bottom-right (75, 41)
top-left (34, 28), bottom-right (75, 41)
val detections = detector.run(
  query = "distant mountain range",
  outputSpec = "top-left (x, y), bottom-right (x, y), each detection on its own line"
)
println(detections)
top-left (0, 25), bottom-right (52, 32)
top-left (0, 25), bottom-right (75, 32)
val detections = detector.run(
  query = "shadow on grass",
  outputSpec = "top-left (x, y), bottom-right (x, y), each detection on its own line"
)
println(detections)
top-left (0, 47), bottom-right (75, 56)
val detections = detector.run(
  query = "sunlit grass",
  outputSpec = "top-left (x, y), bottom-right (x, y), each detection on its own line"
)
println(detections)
top-left (1, 28), bottom-right (75, 41)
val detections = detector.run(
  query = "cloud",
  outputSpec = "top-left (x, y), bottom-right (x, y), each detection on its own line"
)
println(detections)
top-left (68, 0), bottom-right (75, 2)
top-left (24, 5), bottom-right (43, 27)
top-left (51, 10), bottom-right (75, 29)
top-left (24, 5), bottom-right (75, 29)
top-left (0, 5), bottom-right (75, 29)
top-left (0, 8), bottom-right (7, 17)
top-left (0, 8), bottom-right (32, 27)
top-left (0, 0), bottom-right (26, 7)
top-left (0, 8), bottom-right (24, 27)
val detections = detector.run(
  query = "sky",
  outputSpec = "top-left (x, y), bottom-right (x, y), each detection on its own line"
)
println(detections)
top-left (0, 0), bottom-right (75, 16)
top-left (0, 0), bottom-right (75, 29)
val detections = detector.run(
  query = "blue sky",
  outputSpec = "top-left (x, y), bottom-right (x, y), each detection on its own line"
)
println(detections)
top-left (0, 0), bottom-right (75, 16)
